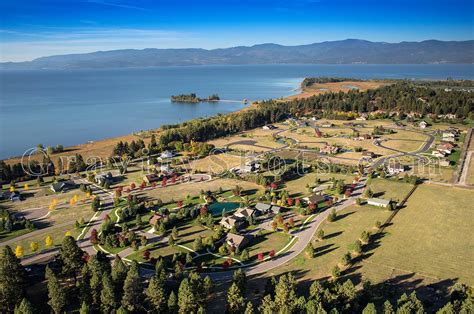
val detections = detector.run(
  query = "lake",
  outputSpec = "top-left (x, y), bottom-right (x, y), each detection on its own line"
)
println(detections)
top-left (1, 64), bottom-right (473, 159)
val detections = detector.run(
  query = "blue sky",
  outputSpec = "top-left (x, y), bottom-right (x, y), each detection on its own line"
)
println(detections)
top-left (1, 0), bottom-right (473, 61)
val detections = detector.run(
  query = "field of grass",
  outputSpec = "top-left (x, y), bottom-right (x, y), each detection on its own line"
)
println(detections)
top-left (359, 184), bottom-right (474, 286)
top-left (466, 154), bottom-right (474, 185)
top-left (284, 172), bottom-right (356, 198)
top-left (368, 178), bottom-right (414, 203)
top-left (188, 154), bottom-right (244, 174)
top-left (137, 178), bottom-right (263, 203)
top-left (246, 230), bottom-right (292, 262)
top-left (0, 224), bottom-right (79, 257)
top-left (409, 164), bottom-right (455, 183)
top-left (269, 205), bottom-right (393, 282)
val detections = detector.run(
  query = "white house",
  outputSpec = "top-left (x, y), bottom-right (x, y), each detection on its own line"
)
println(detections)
top-left (367, 198), bottom-right (391, 208)
top-left (419, 121), bottom-right (428, 129)
top-left (432, 150), bottom-right (446, 158)
top-left (386, 162), bottom-right (405, 175)
top-left (159, 151), bottom-right (174, 159)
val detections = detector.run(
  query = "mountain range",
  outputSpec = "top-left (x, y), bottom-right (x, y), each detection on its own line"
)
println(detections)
top-left (2, 39), bottom-right (473, 69)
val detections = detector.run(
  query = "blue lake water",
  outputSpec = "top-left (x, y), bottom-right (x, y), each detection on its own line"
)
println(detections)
top-left (1, 64), bottom-right (473, 159)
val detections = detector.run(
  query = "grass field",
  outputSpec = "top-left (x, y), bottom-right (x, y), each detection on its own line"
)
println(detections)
top-left (284, 172), bottom-right (355, 197)
top-left (246, 230), bottom-right (292, 262)
top-left (268, 205), bottom-right (393, 283)
top-left (466, 154), bottom-right (474, 185)
top-left (137, 178), bottom-right (263, 203)
top-left (360, 184), bottom-right (474, 286)
top-left (368, 178), bottom-right (414, 203)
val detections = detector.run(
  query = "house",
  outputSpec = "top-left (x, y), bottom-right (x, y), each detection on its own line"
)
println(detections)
top-left (442, 131), bottom-right (456, 139)
top-left (367, 198), bottom-right (391, 208)
top-left (320, 145), bottom-right (340, 155)
top-left (356, 113), bottom-right (368, 121)
top-left (225, 233), bottom-right (250, 250)
top-left (432, 150), bottom-right (446, 158)
top-left (436, 145), bottom-right (452, 155)
top-left (441, 137), bottom-right (455, 143)
top-left (320, 123), bottom-right (334, 128)
top-left (50, 180), bottom-right (76, 193)
top-left (386, 162), bottom-right (405, 175)
top-left (143, 173), bottom-right (163, 184)
top-left (160, 164), bottom-right (172, 173)
top-left (262, 124), bottom-right (277, 130)
top-left (305, 194), bottom-right (331, 207)
top-left (254, 203), bottom-right (281, 215)
top-left (159, 151), bottom-right (174, 159)
top-left (149, 213), bottom-right (164, 226)
top-left (439, 159), bottom-right (451, 167)
top-left (219, 216), bottom-right (246, 230)
top-left (254, 203), bottom-right (272, 214)
top-left (312, 184), bottom-right (330, 194)
top-left (234, 207), bottom-right (256, 219)
top-left (418, 120), bottom-right (428, 129)
top-left (0, 191), bottom-right (21, 201)
top-left (440, 142), bottom-right (455, 150)
top-left (95, 172), bottom-right (113, 186)
top-left (362, 151), bottom-right (376, 158)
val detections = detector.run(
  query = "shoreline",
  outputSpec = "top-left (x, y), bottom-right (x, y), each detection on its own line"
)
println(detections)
top-left (0, 79), bottom-right (388, 164)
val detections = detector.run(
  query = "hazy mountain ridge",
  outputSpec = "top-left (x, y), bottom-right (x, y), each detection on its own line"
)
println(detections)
top-left (2, 39), bottom-right (473, 69)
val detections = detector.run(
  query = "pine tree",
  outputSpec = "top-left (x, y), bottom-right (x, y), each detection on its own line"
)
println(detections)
top-left (100, 273), bottom-right (117, 313)
top-left (362, 303), bottom-right (377, 314)
top-left (178, 279), bottom-right (196, 314)
top-left (382, 300), bottom-right (394, 314)
top-left (13, 298), bottom-right (35, 314)
top-left (0, 246), bottom-right (26, 312)
top-left (168, 291), bottom-right (177, 313)
top-left (121, 261), bottom-right (143, 312)
top-left (233, 268), bottom-right (247, 293)
top-left (203, 276), bottom-right (214, 296)
top-left (145, 275), bottom-right (166, 312)
top-left (226, 282), bottom-right (246, 314)
top-left (60, 235), bottom-right (84, 280)
top-left (79, 301), bottom-right (90, 314)
top-left (244, 301), bottom-right (254, 314)
top-left (111, 255), bottom-right (128, 297)
top-left (46, 267), bottom-right (66, 314)
top-left (274, 273), bottom-right (299, 313)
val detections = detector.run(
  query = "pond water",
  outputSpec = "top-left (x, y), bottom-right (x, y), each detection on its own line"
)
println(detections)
top-left (207, 202), bottom-right (241, 216)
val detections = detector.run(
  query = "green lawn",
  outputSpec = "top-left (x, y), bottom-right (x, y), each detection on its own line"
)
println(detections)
top-left (270, 205), bottom-right (393, 282)
top-left (368, 178), bottom-right (414, 203)
top-left (246, 230), bottom-right (293, 262)
top-left (284, 172), bottom-right (355, 198)
top-left (359, 184), bottom-right (474, 286)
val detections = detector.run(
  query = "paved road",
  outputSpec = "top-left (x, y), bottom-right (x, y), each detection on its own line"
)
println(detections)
top-left (458, 151), bottom-right (473, 186)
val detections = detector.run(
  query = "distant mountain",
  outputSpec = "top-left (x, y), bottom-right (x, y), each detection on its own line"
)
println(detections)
top-left (2, 39), bottom-right (473, 69)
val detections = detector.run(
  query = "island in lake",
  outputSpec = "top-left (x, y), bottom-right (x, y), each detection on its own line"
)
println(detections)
top-left (170, 93), bottom-right (220, 103)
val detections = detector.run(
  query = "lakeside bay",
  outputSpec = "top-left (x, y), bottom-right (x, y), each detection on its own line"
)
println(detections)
top-left (1, 64), bottom-right (473, 159)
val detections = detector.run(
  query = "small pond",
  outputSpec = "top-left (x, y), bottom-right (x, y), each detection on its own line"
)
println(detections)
top-left (208, 202), bottom-right (241, 216)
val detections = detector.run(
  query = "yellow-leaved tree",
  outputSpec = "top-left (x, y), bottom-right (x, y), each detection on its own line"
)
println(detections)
top-left (15, 245), bottom-right (23, 258)
top-left (45, 235), bottom-right (54, 248)
top-left (30, 241), bottom-right (39, 253)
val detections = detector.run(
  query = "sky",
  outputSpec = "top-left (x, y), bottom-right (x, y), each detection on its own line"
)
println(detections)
top-left (0, 0), bottom-right (473, 62)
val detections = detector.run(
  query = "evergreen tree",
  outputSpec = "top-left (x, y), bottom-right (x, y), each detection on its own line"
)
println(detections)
top-left (60, 235), bottom-right (84, 280)
top-left (178, 278), bottom-right (196, 314)
top-left (0, 246), bottom-right (26, 312)
top-left (121, 261), bottom-right (143, 312)
top-left (13, 298), bottom-right (35, 314)
top-left (226, 282), bottom-right (246, 314)
top-left (244, 301), bottom-right (255, 314)
top-left (79, 301), bottom-right (91, 314)
top-left (168, 291), bottom-right (178, 314)
top-left (362, 303), bottom-right (377, 314)
top-left (111, 255), bottom-right (128, 297)
top-left (203, 276), bottom-right (214, 296)
top-left (383, 300), bottom-right (394, 314)
top-left (100, 273), bottom-right (118, 313)
top-left (46, 267), bottom-right (66, 314)
top-left (233, 268), bottom-right (247, 293)
top-left (274, 273), bottom-right (300, 313)
top-left (145, 275), bottom-right (166, 312)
